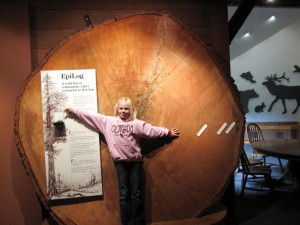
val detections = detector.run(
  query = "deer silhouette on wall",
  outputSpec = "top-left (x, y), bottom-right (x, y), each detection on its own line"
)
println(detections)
top-left (262, 73), bottom-right (300, 114)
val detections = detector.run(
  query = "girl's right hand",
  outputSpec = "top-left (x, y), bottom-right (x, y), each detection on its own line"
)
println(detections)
top-left (65, 107), bottom-right (73, 113)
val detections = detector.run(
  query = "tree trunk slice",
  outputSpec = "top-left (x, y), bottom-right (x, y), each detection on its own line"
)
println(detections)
top-left (15, 13), bottom-right (244, 225)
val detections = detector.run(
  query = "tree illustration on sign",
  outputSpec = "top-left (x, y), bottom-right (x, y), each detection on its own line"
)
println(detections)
top-left (42, 73), bottom-right (68, 198)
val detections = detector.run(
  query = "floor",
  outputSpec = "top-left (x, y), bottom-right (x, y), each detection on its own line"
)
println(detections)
top-left (227, 144), bottom-right (300, 225)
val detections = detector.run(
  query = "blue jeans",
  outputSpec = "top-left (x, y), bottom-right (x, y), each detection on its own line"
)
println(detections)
top-left (114, 161), bottom-right (145, 225)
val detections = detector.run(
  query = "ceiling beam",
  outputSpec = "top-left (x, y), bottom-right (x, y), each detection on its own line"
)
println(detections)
top-left (228, 0), bottom-right (258, 44)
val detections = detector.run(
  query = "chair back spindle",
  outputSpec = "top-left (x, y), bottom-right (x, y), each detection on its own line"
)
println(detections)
top-left (240, 149), bottom-right (250, 173)
top-left (246, 123), bottom-right (285, 174)
top-left (247, 123), bottom-right (264, 142)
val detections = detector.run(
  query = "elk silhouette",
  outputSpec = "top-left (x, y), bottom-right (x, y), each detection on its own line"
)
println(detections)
top-left (262, 73), bottom-right (300, 114)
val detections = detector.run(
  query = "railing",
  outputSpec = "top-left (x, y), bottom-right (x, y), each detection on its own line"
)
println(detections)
top-left (244, 122), bottom-right (299, 141)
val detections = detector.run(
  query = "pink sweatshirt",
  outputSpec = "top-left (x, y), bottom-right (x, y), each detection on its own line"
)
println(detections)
top-left (71, 108), bottom-right (169, 161)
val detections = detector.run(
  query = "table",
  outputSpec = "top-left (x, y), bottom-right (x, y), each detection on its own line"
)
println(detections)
top-left (250, 140), bottom-right (300, 160)
top-left (250, 139), bottom-right (300, 190)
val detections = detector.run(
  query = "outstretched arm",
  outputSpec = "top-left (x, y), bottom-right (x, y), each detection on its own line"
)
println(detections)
top-left (64, 107), bottom-right (107, 133)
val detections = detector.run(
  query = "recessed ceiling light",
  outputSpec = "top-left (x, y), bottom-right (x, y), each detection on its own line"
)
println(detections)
top-left (243, 32), bottom-right (251, 38)
top-left (268, 15), bottom-right (276, 21)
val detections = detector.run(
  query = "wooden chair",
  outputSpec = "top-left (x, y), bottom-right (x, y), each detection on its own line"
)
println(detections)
top-left (239, 148), bottom-right (274, 197)
top-left (247, 123), bottom-right (284, 173)
top-left (237, 152), bottom-right (263, 172)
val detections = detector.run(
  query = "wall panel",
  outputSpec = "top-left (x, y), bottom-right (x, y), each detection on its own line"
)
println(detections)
top-left (29, 0), bottom-right (229, 69)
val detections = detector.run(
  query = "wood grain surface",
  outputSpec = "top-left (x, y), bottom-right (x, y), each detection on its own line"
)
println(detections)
top-left (15, 14), bottom-right (244, 224)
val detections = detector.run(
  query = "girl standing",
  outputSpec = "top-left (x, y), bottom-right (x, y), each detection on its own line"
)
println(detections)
top-left (65, 97), bottom-right (180, 225)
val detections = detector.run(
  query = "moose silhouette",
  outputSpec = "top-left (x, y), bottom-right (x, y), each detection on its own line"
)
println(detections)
top-left (262, 73), bottom-right (300, 114)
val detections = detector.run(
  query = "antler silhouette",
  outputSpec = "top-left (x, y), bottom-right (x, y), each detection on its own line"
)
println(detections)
top-left (265, 72), bottom-right (289, 83)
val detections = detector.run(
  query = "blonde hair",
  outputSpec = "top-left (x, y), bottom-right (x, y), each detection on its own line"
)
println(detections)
top-left (114, 97), bottom-right (137, 120)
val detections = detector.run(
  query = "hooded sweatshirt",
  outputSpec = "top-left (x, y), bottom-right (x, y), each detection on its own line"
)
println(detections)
top-left (71, 108), bottom-right (169, 161)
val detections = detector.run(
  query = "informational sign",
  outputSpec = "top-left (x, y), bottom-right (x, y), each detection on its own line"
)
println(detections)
top-left (41, 69), bottom-right (102, 201)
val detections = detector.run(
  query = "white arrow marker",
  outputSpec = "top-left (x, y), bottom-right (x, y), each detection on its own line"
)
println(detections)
top-left (197, 124), bottom-right (208, 137)
top-left (225, 122), bottom-right (236, 134)
top-left (217, 123), bottom-right (227, 135)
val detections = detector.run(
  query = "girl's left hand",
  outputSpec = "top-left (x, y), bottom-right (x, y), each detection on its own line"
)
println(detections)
top-left (169, 128), bottom-right (180, 137)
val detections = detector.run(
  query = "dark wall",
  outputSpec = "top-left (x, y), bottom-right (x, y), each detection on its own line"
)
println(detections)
top-left (0, 1), bottom-right (42, 225)
top-left (29, 0), bottom-right (229, 69)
